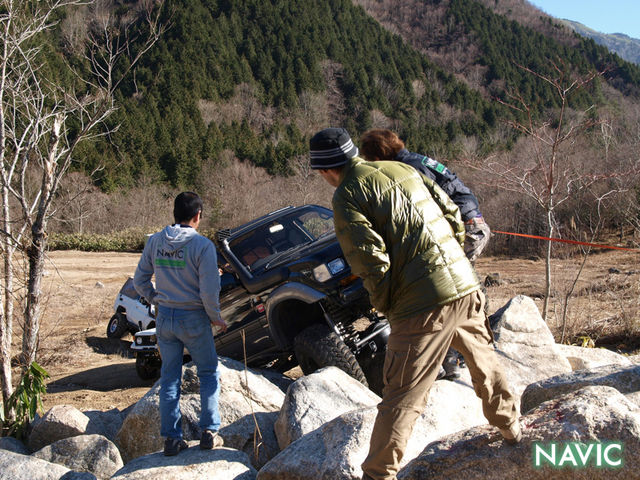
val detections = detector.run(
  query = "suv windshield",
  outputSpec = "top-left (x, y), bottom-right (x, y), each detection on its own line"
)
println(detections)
top-left (229, 206), bottom-right (334, 271)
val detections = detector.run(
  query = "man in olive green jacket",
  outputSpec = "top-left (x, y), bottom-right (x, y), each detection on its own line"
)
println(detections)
top-left (309, 128), bottom-right (521, 480)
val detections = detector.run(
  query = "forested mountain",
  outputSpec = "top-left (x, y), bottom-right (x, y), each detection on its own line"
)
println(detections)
top-left (355, 0), bottom-right (640, 98)
top-left (51, 0), bottom-right (640, 192)
top-left (71, 0), bottom-right (497, 190)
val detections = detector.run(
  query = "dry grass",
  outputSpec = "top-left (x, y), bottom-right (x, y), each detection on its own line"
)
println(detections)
top-left (477, 249), bottom-right (640, 353)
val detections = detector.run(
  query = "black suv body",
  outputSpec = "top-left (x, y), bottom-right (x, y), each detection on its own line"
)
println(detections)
top-left (131, 205), bottom-right (389, 391)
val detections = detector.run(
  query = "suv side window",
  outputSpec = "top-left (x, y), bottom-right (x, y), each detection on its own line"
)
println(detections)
top-left (230, 231), bottom-right (271, 269)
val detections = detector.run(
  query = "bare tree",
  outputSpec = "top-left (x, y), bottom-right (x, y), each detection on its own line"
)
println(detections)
top-left (611, 108), bottom-right (640, 245)
top-left (0, 0), bottom-right (164, 410)
top-left (468, 61), bottom-right (620, 320)
top-left (557, 189), bottom-right (619, 343)
top-left (50, 171), bottom-right (109, 234)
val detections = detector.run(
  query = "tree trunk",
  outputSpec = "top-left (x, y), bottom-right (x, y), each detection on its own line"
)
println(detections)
top-left (21, 225), bottom-right (47, 369)
top-left (1, 187), bottom-right (13, 404)
top-left (21, 115), bottom-right (61, 369)
top-left (542, 208), bottom-right (553, 321)
top-left (0, 283), bottom-right (11, 407)
top-left (0, 18), bottom-right (13, 406)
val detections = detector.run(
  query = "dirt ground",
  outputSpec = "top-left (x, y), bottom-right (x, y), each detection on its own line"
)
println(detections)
top-left (36, 251), bottom-right (149, 412)
top-left (19, 248), bottom-right (640, 413)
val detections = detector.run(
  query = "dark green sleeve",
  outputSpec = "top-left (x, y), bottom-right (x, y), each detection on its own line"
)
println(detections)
top-left (332, 191), bottom-right (393, 314)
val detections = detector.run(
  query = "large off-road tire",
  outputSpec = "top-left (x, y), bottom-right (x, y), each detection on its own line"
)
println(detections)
top-left (294, 324), bottom-right (368, 386)
top-left (136, 355), bottom-right (160, 380)
top-left (106, 312), bottom-right (128, 339)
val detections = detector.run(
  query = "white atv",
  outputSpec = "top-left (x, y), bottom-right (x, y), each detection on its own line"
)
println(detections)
top-left (107, 277), bottom-right (156, 339)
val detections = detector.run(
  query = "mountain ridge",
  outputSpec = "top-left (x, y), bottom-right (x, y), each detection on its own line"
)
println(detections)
top-left (560, 19), bottom-right (640, 65)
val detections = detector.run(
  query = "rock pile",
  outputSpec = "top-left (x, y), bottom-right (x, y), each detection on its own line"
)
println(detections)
top-left (0, 295), bottom-right (638, 479)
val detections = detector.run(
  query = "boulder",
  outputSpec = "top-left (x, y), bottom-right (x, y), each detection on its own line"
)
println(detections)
top-left (115, 371), bottom-right (201, 463)
top-left (84, 409), bottom-right (127, 444)
top-left (397, 385), bottom-right (640, 479)
top-left (0, 449), bottom-right (73, 479)
top-left (111, 445), bottom-right (256, 479)
top-left (259, 387), bottom-right (486, 480)
top-left (491, 295), bottom-right (572, 398)
top-left (274, 365), bottom-right (487, 453)
top-left (555, 344), bottom-right (632, 371)
top-left (0, 436), bottom-right (29, 455)
top-left (31, 434), bottom-right (122, 479)
top-left (28, 405), bottom-right (90, 452)
top-left (520, 364), bottom-right (640, 413)
top-left (219, 411), bottom-right (280, 470)
top-left (484, 273), bottom-right (502, 287)
top-left (117, 357), bottom-right (285, 463)
top-left (627, 391), bottom-right (640, 407)
top-left (215, 357), bottom-right (286, 469)
top-left (59, 473), bottom-right (97, 479)
top-left (249, 368), bottom-right (294, 394)
top-left (417, 370), bottom-right (487, 436)
top-left (274, 367), bottom-right (380, 449)
top-left (258, 407), bottom-right (383, 480)
top-left (217, 357), bottom-right (286, 425)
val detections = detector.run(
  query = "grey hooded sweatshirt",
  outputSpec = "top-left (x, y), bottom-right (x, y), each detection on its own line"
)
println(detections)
top-left (133, 224), bottom-right (222, 323)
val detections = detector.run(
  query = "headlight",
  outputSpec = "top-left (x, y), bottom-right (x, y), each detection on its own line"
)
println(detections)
top-left (312, 264), bottom-right (330, 282)
top-left (135, 335), bottom-right (156, 345)
top-left (313, 258), bottom-right (346, 282)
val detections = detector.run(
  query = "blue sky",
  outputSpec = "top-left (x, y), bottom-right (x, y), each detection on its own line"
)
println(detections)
top-left (527, 0), bottom-right (640, 39)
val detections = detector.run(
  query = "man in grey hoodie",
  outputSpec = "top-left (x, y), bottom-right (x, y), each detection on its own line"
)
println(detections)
top-left (134, 192), bottom-right (227, 456)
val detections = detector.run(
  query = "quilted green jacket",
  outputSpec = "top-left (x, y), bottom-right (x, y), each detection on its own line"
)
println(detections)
top-left (331, 157), bottom-right (480, 324)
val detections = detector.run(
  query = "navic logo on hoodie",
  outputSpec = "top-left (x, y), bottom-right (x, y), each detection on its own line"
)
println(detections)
top-left (155, 247), bottom-right (186, 268)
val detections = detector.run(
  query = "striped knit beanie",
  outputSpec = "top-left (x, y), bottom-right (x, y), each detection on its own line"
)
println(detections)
top-left (309, 127), bottom-right (359, 169)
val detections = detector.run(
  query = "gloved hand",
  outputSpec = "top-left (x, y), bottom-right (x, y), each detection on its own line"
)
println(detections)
top-left (464, 216), bottom-right (491, 263)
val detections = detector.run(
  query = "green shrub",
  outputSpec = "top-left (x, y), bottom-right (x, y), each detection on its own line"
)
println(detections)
top-left (1, 362), bottom-right (49, 440)
top-left (48, 228), bottom-right (153, 252)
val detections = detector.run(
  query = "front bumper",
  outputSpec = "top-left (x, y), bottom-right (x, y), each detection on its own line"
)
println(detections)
top-left (131, 328), bottom-right (158, 355)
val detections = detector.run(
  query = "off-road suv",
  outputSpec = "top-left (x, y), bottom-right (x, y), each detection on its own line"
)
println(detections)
top-left (131, 205), bottom-right (389, 392)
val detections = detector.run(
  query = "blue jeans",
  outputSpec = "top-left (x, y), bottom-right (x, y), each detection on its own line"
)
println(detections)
top-left (156, 306), bottom-right (221, 439)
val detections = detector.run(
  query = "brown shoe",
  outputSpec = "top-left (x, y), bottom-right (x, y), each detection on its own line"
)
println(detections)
top-left (500, 422), bottom-right (522, 445)
top-left (200, 429), bottom-right (224, 449)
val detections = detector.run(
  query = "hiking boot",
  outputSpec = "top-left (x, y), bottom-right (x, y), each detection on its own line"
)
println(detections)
top-left (443, 349), bottom-right (461, 380)
top-left (164, 437), bottom-right (188, 456)
top-left (443, 362), bottom-right (461, 380)
top-left (500, 422), bottom-right (522, 445)
top-left (436, 365), bottom-right (447, 380)
top-left (200, 429), bottom-right (224, 450)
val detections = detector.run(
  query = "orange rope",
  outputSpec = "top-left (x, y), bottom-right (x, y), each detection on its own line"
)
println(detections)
top-left (492, 230), bottom-right (640, 252)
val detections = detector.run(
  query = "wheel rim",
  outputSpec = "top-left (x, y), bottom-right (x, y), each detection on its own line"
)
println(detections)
top-left (109, 319), bottom-right (118, 333)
